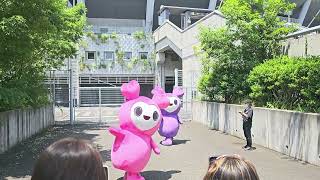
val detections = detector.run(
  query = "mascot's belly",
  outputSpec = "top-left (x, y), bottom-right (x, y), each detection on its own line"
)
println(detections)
top-left (111, 130), bottom-right (151, 172)
top-left (158, 116), bottom-right (179, 138)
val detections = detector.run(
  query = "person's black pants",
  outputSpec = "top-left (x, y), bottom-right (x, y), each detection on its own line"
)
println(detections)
top-left (243, 121), bottom-right (252, 147)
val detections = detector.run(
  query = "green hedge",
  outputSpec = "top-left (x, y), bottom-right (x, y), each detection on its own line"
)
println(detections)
top-left (248, 56), bottom-right (320, 113)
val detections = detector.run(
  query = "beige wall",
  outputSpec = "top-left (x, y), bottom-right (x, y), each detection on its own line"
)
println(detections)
top-left (284, 32), bottom-right (320, 57)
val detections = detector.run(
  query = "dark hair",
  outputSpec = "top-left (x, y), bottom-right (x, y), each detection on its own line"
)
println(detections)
top-left (31, 138), bottom-right (107, 180)
top-left (204, 155), bottom-right (259, 180)
top-left (244, 100), bottom-right (253, 106)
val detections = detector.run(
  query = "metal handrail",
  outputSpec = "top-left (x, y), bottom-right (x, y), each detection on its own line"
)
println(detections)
top-left (286, 25), bottom-right (320, 39)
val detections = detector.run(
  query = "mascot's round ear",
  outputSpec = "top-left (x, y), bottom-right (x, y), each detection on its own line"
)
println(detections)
top-left (121, 80), bottom-right (140, 101)
top-left (152, 94), bottom-right (169, 109)
top-left (151, 86), bottom-right (169, 109)
top-left (173, 86), bottom-right (184, 97)
top-left (151, 85), bottom-right (165, 96)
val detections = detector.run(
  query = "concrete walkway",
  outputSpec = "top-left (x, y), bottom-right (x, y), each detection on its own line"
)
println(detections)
top-left (1, 121), bottom-right (320, 180)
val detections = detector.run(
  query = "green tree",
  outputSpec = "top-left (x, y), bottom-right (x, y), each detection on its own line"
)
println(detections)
top-left (0, 0), bottom-right (86, 111)
top-left (198, 0), bottom-right (296, 103)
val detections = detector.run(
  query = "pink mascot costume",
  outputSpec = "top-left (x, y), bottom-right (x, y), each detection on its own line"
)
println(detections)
top-left (109, 80), bottom-right (169, 180)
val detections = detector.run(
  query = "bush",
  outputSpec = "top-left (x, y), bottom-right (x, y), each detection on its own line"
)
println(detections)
top-left (248, 56), bottom-right (320, 113)
top-left (0, 73), bottom-right (50, 112)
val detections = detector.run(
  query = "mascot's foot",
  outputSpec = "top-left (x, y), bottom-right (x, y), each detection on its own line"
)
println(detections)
top-left (160, 138), bottom-right (173, 146)
top-left (124, 172), bottom-right (145, 180)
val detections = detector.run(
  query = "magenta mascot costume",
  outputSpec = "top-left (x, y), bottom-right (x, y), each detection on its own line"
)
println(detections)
top-left (109, 80), bottom-right (169, 180)
top-left (152, 86), bottom-right (184, 146)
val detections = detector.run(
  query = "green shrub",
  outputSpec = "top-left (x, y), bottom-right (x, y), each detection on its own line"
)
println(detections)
top-left (0, 81), bottom-right (50, 112)
top-left (99, 33), bottom-right (110, 43)
top-left (248, 56), bottom-right (320, 113)
top-left (133, 31), bottom-right (146, 41)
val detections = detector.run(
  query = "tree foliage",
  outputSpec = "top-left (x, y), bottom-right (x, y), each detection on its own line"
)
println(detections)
top-left (198, 0), bottom-right (296, 103)
top-left (248, 56), bottom-right (320, 113)
top-left (0, 0), bottom-right (86, 111)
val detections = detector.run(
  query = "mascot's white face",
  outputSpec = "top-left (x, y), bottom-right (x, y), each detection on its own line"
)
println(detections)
top-left (165, 96), bottom-right (181, 113)
top-left (130, 102), bottom-right (161, 131)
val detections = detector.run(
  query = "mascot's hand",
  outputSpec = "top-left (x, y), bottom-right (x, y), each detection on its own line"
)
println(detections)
top-left (109, 127), bottom-right (125, 138)
top-left (151, 139), bottom-right (160, 155)
top-left (177, 117), bottom-right (183, 124)
top-left (153, 147), bottom-right (160, 155)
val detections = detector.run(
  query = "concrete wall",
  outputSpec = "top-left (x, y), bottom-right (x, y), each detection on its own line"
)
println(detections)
top-left (284, 31), bottom-right (320, 57)
top-left (192, 101), bottom-right (320, 166)
top-left (0, 105), bottom-right (55, 154)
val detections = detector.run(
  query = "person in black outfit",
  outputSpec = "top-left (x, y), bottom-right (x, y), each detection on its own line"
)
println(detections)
top-left (239, 100), bottom-right (253, 150)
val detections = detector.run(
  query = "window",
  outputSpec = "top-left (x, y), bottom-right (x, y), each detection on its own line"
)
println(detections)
top-left (86, 51), bottom-right (95, 60)
top-left (139, 52), bottom-right (148, 59)
top-left (124, 52), bottom-right (132, 60)
top-left (103, 51), bottom-right (114, 61)
top-left (100, 28), bottom-right (108, 34)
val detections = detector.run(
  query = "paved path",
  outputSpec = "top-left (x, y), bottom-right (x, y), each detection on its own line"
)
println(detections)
top-left (1, 121), bottom-right (320, 180)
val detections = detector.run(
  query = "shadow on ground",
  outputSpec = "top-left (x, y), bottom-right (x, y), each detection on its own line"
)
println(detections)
top-left (116, 170), bottom-right (181, 180)
top-left (0, 123), bottom-right (111, 180)
top-left (172, 139), bottom-right (191, 145)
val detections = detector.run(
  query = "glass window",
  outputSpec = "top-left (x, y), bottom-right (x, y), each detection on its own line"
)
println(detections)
top-left (86, 51), bottom-right (95, 60)
top-left (124, 52), bottom-right (132, 60)
top-left (139, 52), bottom-right (148, 59)
top-left (100, 28), bottom-right (109, 34)
top-left (103, 51), bottom-right (114, 61)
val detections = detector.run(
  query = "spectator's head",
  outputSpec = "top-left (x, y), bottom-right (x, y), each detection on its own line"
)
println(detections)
top-left (244, 100), bottom-right (253, 107)
top-left (204, 155), bottom-right (259, 180)
top-left (31, 138), bottom-right (107, 180)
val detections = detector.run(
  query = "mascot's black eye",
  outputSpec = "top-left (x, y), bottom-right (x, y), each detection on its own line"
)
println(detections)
top-left (174, 99), bottom-right (178, 105)
top-left (153, 111), bottom-right (159, 121)
top-left (134, 106), bottom-right (143, 116)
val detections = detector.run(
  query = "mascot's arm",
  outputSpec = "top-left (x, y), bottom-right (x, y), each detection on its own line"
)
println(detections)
top-left (109, 127), bottom-right (125, 138)
top-left (177, 116), bottom-right (183, 124)
top-left (150, 138), bottom-right (160, 155)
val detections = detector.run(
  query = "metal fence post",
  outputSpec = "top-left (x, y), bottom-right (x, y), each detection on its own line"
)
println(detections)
top-left (73, 87), bottom-right (76, 122)
top-left (99, 88), bottom-right (102, 123)
top-left (53, 70), bottom-right (56, 105)
top-left (69, 59), bottom-right (74, 125)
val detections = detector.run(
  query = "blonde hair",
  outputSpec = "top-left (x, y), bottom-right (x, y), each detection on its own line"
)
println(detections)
top-left (204, 155), bottom-right (259, 180)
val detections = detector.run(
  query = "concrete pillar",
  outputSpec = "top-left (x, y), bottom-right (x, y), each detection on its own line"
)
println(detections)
top-left (208, 0), bottom-right (218, 10)
top-left (174, 68), bottom-right (179, 87)
top-left (145, 0), bottom-right (155, 32)
top-left (71, 57), bottom-right (79, 107)
top-left (298, 0), bottom-right (311, 25)
top-left (155, 52), bottom-right (166, 88)
top-left (156, 52), bottom-right (165, 64)
top-left (186, 11), bottom-right (192, 28)
top-left (182, 11), bottom-right (192, 29)
top-left (159, 7), bottom-right (170, 25)
top-left (155, 63), bottom-right (165, 88)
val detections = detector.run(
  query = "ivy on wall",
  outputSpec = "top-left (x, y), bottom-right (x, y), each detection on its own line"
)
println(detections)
top-left (79, 30), bottom-right (155, 72)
